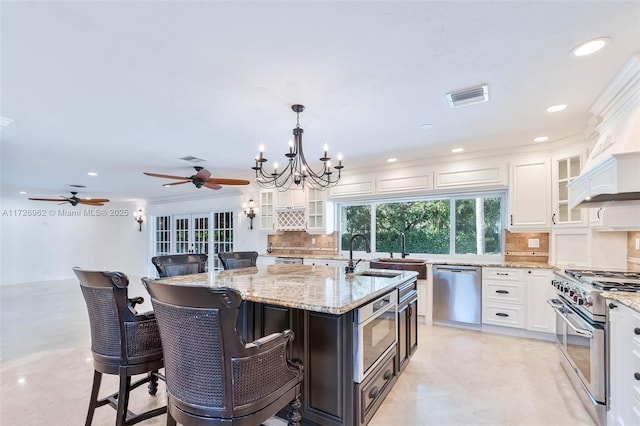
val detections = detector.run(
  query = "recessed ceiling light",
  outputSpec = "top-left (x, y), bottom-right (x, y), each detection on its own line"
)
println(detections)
top-left (420, 124), bottom-right (433, 130)
top-left (19, 191), bottom-right (27, 194)
top-left (387, 158), bottom-right (398, 163)
top-left (572, 37), bottom-right (609, 57)
top-left (87, 172), bottom-right (98, 176)
top-left (546, 104), bottom-right (567, 113)
top-left (533, 136), bottom-right (549, 142)
top-left (451, 148), bottom-right (464, 153)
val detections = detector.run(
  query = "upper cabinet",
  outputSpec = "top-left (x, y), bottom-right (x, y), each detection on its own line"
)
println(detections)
top-left (259, 190), bottom-right (275, 231)
top-left (306, 188), bottom-right (335, 234)
top-left (508, 156), bottom-right (551, 231)
top-left (276, 188), bottom-right (305, 210)
top-left (552, 147), bottom-right (588, 227)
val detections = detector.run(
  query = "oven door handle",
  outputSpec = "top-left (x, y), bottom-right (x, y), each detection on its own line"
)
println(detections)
top-left (552, 306), bottom-right (594, 338)
top-left (546, 299), bottom-right (564, 310)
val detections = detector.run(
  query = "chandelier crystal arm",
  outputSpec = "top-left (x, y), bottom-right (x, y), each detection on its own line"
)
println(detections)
top-left (250, 104), bottom-right (343, 191)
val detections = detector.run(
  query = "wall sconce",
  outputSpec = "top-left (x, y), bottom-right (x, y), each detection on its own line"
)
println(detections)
top-left (133, 209), bottom-right (144, 232)
top-left (242, 199), bottom-right (258, 230)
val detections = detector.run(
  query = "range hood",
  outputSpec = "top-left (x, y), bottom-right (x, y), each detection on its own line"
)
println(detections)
top-left (569, 54), bottom-right (640, 209)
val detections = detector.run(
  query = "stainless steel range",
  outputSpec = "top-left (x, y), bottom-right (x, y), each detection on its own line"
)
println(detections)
top-left (549, 269), bottom-right (640, 426)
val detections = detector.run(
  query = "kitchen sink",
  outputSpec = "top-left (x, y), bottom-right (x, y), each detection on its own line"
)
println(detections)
top-left (369, 258), bottom-right (427, 279)
top-left (355, 270), bottom-right (403, 278)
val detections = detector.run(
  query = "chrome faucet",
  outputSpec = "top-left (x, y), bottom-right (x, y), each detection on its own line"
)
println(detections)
top-left (400, 232), bottom-right (409, 259)
top-left (345, 233), bottom-right (371, 274)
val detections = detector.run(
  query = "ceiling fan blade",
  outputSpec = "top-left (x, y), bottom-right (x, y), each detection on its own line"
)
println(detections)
top-left (163, 181), bottom-right (191, 186)
top-left (207, 178), bottom-right (251, 186)
top-left (84, 198), bottom-right (110, 203)
top-left (28, 197), bottom-right (65, 202)
top-left (194, 168), bottom-right (211, 181)
top-left (203, 182), bottom-right (222, 190)
top-left (144, 172), bottom-right (190, 180)
top-left (79, 200), bottom-right (106, 206)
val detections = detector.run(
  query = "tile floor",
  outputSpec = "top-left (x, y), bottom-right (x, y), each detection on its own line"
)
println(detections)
top-left (1, 277), bottom-right (596, 426)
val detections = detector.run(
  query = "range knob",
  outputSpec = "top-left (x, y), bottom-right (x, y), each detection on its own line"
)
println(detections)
top-left (583, 295), bottom-right (593, 307)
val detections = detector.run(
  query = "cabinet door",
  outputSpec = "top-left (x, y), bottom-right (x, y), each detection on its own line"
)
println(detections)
top-left (508, 158), bottom-right (551, 231)
top-left (259, 190), bottom-right (275, 230)
top-left (552, 151), bottom-right (588, 227)
top-left (408, 298), bottom-right (418, 356)
top-left (276, 188), bottom-right (305, 209)
top-left (397, 303), bottom-right (409, 371)
top-left (525, 269), bottom-right (555, 333)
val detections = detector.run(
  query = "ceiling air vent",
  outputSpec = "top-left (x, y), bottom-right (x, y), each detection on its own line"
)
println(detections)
top-left (180, 156), bottom-right (206, 163)
top-left (446, 84), bottom-right (489, 108)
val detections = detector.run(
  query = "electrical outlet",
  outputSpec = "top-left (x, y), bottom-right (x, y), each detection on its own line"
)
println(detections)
top-left (528, 238), bottom-right (540, 248)
top-left (636, 238), bottom-right (640, 251)
top-left (311, 237), bottom-right (316, 245)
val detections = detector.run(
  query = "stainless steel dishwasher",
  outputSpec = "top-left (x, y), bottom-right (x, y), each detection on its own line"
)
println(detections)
top-left (433, 265), bottom-right (482, 325)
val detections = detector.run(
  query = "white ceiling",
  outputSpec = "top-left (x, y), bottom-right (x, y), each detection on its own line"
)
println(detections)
top-left (1, 1), bottom-right (639, 202)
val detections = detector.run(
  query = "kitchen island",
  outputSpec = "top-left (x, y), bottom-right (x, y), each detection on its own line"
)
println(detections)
top-left (151, 264), bottom-right (419, 426)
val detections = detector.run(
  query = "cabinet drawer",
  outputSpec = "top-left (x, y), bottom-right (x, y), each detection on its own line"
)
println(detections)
top-left (398, 281), bottom-right (417, 302)
top-left (358, 350), bottom-right (397, 425)
top-left (482, 303), bottom-right (525, 328)
top-left (483, 281), bottom-right (524, 304)
top-left (483, 268), bottom-right (525, 281)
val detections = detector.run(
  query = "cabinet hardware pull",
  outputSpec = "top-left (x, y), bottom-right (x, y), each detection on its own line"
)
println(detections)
top-left (608, 303), bottom-right (618, 309)
top-left (497, 273), bottom-right (508, 276)
top-left (510, 214), bottom-right (513, 226)
top-left (635, 373), bottom-right (640, 381)
top-left (496, 313), bottom-right (509, 317)
top-left (496, 290), bottom-right (509, 294)
top-left (552, 213), bottom-right (556, 225)
top-left (635, 328), bottom-right (640, 335)
top-left (597, 208), bottom-right (602, 219)
top-left (368, 386), bottom-right (379, 400)
top-left (383, 370), bottom-right (392, 380)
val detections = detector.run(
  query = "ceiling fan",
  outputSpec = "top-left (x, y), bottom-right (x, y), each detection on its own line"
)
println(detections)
top-left (144, 166), bottom-right (250, 190)
top-left (28, 191), bottom-right (110, 206)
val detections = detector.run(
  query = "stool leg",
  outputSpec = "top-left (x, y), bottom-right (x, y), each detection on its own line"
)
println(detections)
top-left (148, 370), bottom-right (158, 395)
top-left (85, 370), bottom-right (102, 426)
top-left (166, 409), bottom-right (177, 426)
top-left (115, 369), bottom-right (131, 426)
top-left (288, 394), bottom-right (301, 426)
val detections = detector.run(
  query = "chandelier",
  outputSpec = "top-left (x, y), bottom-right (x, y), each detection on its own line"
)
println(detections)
top-left (251, 104), bottom-right (343, 191)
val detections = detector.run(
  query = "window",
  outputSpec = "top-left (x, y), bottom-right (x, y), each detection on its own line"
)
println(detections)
top-left (339, 192), bottom-right (503, 258)
top-left (152, 211), bottom-right (234, 270)
top-left (212, 212), bottom-right (234, 270)
top-left (155, 216), bottom-right (171, 255)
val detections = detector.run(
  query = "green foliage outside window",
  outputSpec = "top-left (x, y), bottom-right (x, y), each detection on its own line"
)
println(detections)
top-left (340, 194), bottom-right (502, 256)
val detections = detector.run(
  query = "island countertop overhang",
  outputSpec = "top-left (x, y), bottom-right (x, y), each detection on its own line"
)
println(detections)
top-left (150, 264), bottom-right (418, 315)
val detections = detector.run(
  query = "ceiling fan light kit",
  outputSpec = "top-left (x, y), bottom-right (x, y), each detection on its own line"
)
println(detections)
top-left (251, 104), bottom-right (344, 191)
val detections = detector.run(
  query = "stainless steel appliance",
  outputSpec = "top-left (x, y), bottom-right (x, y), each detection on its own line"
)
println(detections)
top-left (549, 269), bottom-right (640, 426)
top-left (274, 257), bottom-right (303, 265)
top-left (353, 290), bottom-right (397, 383)
top-left (433, 265), bottom-right (482, 325)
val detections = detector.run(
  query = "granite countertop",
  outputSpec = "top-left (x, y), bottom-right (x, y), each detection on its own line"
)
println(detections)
top-left (152, 264), bottom-right (418, 315)
top-left (261, 253), bottom-right (553, 269)
top-left (603, 291), bottom-right (640, 314)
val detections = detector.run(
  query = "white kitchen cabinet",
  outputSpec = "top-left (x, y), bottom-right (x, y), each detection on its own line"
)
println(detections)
top-left (508, 157), bottom-right (551, 231)
top-left (306, 188), bottom-right (335, 234)
top-left (304, 258), bottom-right (344, 268)
top-left (276, 187), bottom-right (305, 210)
top-left (259, 190), bottom-right (275, 231)
top-left (482, 267), bottom-right (526, 329)
top-left (607, 302), bottom-right (640, 426)
top-left (525, 269), bottom-right (555, 333)
top-left (256, 255), bottom-right (276, 266)
top-left (552, 149), bottom-right (588, 227)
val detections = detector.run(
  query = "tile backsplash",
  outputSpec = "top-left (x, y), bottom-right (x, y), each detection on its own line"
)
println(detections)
top-left (503, 231), bottom-right (549, 264)
top-left (267, 231), bottom-right (338, 256)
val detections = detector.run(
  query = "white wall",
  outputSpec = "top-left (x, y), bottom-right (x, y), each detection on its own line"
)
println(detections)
top-left (0, 197), bottom-right (148, 285)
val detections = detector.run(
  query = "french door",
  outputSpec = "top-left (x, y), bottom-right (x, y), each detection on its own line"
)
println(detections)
top-left (173, 214), bottom-right (209, 255)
